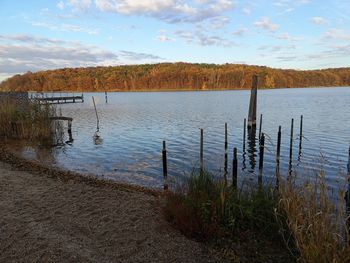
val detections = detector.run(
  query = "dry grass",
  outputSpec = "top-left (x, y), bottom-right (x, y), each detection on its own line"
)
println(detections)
top-left (278, 172), bottom-right (350, 263)
top-left (0, 98), bottom-right (56, 144)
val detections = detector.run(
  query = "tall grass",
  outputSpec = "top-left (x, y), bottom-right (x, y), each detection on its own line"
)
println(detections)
top-left (163, 169), bottom-right (350, 262)
top-left (0, 98), bottom-right (56, 144)
top-left (278, 173), bottom-right (350, 263)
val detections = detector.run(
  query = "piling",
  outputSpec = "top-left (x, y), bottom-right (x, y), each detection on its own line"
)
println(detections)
top-left (224, 123), bottom-right (228, 184)
top-left (275, 126), bottom-right (282, 188)
top-left (289, 118), bottom-right (294, 176)
top-left (247, 75), bottom-right (258, 129)
top-left (258, 114), bottom-right (263, 140)
top-left (232, 147), bottom-right (238, 190)
top-left (299, 115), bottom-right (303, 156)
top-left (92, 96), bottom-right (100, 132)
top-left (243, 118), bottom-right (246, 152)
top-left (162, 141), bottom-right (168, 190)
top-left (258, 133), bottom-right (265, 186)
top-left (200, 129), bottom-right (204, 174)
top-left (105, 91), bottom-right (108, 103)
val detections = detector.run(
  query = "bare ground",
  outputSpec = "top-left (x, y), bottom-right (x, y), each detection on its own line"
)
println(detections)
top-left (0, 160), bottom-right (223, 263)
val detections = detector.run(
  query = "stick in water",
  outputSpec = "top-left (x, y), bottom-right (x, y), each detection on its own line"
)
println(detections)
top-left (92, 96), bottom-right (100, 132)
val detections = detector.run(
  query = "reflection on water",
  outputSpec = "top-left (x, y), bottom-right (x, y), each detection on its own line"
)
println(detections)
top-left (18, 87), bottom-right (350, 189)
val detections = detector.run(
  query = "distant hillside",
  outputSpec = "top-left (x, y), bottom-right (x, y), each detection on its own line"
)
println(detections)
top-left (1, 63), bottom-right (350, 92)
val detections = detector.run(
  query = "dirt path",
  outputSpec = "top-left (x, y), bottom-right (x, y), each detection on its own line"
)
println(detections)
top-left (0, 161), bottom-right (222, 263)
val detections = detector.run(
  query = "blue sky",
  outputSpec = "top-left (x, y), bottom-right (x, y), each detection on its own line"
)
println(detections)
top-left (0, 0), bottom-right (349, 81)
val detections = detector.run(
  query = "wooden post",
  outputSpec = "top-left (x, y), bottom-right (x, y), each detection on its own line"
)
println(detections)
top-left (232, 147), bottom-right (238, 190)
top-left (200, 129), bottom-right (204, 174)
top-left (275, 126), bottom-right (282, 188)
top-left (224, 123), bottom-right (228, 184)
top-left (82, 94), bottom-right (84, 103)
top-left (105, 91), bottom-right (108, 103)
top-left (243, 118), bottom-right (246, 152)
top-left (248, 75), bottom-right (258, 129)
top-left (92, 96), bottom-right (100, 132)
top-left (346, 146), bottom-right (350, 241)
top-left (258, 114), bottom-right (263, 140)
top-left (258, 133), bottom-right (265, 186)
top-left (289, 118), bottom-right (294, 176)
top-left (299, 115), bottom-right (303, 156)
top-left (162, 141), bottom-right (168, 190)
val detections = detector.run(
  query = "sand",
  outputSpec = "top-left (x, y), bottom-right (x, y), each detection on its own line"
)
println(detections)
top-left (0, 160), bottom-right (223, 263)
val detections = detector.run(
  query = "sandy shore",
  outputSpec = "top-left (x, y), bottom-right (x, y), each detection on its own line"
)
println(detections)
top-left (0, 153), bottom-right (223, 263)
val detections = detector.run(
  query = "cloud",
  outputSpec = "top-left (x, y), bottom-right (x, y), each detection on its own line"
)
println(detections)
top-left (175, 29), bottom-right (236, 47)
top-left (67, 0), bottom-right (92, 11)
top-left (254, 17), bottom-right (279, 32)
top-left (0, 34), bottom-right (163, 76)
top-left (310, 16), bottom-right (326, 25)
top-left (323, 28), bottom-right (350, 41)
top-left (233, 27), bottom-right (247, 36)
top-left (157, 30), bottom-right (175, 42)
top-left (242, 7), bottom-right (251, 15)
top-left (94, 0), bottom-right (234, 23)
top-left (57, 1), bottom-right (65, 10)
top-left (31, 21), bottom-right (99, 35)
top-left (275, 32), bottom-right (301, 42)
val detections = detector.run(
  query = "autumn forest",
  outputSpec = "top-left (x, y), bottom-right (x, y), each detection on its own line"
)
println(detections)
top-left (1, 63), bottom-right (350, 92)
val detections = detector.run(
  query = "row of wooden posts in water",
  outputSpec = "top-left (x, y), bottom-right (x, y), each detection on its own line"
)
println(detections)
top-left (161, 114), bottom-right (305, 191)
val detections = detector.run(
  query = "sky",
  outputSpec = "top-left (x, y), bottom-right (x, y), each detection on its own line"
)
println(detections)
top-left (0, 0), bottom-right (349, 81)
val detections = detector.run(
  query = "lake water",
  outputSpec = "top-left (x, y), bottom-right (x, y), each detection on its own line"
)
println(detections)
top-left (20, 87), bottom-right (350, 190)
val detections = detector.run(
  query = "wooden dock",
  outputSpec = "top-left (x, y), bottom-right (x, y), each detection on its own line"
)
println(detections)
top-left (34, 94), bottom-right (84, 104)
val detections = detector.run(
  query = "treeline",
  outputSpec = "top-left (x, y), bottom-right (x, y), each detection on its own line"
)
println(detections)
top-left (1, 63), bottom-right (350, 92)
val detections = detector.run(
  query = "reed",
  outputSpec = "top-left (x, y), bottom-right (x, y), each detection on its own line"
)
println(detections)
top-left (0, 98), bottom-right (56, 144)
top-left (277, 172), bottom-right (350, 263)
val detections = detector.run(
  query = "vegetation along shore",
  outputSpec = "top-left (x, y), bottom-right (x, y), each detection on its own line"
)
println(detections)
top-left (1, 63), bottom-right (350, 92)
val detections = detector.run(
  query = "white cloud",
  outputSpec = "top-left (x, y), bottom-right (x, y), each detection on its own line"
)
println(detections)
top-left (311, 16), bottom-right (326, 25)
top-left (324, 29), bottom-right (350, 41)
top-left (242, 7), bottom-right (251, 15)
top-left (31, 21), bottom-right (99, 35)
top-left (175, 29), bottom-right (236, 47)
top-left (276, 32), bottom-right (300, 42)
top-left (0, 34), bottom-right (163, 76)
top-left (57, 1), bottom-right (65, 10)
top-left (233, 27), bottom-right (247, 36)
top-left (94, 0), bottom-right (234, 23)
top-left (68, 0), bottom-right (92, 11)
top-left (254, 17), bottom-right (279, 32)
top-left (157, 31), bottom-right (175, 42)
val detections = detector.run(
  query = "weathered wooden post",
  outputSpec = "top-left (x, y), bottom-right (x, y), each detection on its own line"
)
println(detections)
top-left (258, 114), bottom-right (263, 140)
top-left (200, 128), bottom-right (204, 175)
top-left (105, 91), bottom-right (108, 104)
top-left (299, 115), bottom-right (303, 156)
top-left (247, 75), bottom-right (258, 129)
top-left (232, 147), bottom-right (238, 190)
top-left (224, 123), bottom-right (228, 185)
top-left (346, 146), bottom-right (350, 240)
top-left (258, 133), bottom-right (265, 187)
top-left (275, 126), bottom-right (282, 188)
top-left (243, 118), bottom-right (246, 152)
top-left (289, 119), bottom-right (294, 176)
top-left (92, 96), bottom-right (100, 132)
top-left (162, 141), bottom-right (168, 190)
top-left (82, 94), bottom-right (84, 103)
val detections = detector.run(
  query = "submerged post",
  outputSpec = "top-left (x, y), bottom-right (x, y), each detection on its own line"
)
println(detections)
top-left (224, 123), bottom-right (228, 184)
top-left (92, 96), bottom-right (100, 132)
top-left (105, 91), bottom-right (108, 104)
top-left (247, 75), bottom-right (258, 129)
top-left (289, 118), bottom-right (294, 176)
top-left (258, 133), bottom-right (265, 186)
top-left (299, 115), bottom-right (303, 155)
top-left (275, 126), bottom-right (282, 188)
top-left (243, 118), bottom-right (246, 152)
top-left (162, 141), bottom-right (168, 190)
top-left (258, 114), bottom-right (263, 140)
top-left (200, 129), bottom-right (204, 174)
top-left (232, 147), bottom-right (238, 190)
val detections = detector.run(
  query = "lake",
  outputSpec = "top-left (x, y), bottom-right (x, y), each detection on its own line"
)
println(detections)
top-left (19, 87), bottom-right (350, 190)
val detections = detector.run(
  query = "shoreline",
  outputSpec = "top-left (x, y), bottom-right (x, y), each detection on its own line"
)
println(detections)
top-left (15, 84), bottom-right (350, 94)
top-left (0, 145), bottom-right (225, 263)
